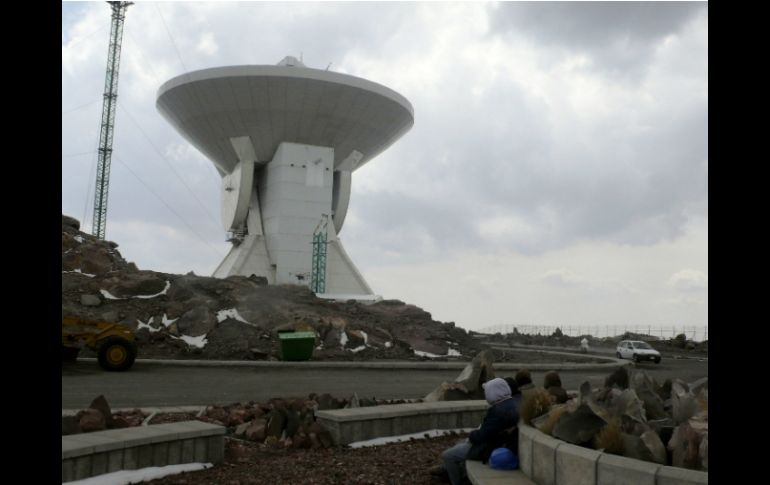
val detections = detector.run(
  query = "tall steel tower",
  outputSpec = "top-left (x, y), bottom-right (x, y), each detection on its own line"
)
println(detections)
top-left (91, 1), bottom-right (133, 240)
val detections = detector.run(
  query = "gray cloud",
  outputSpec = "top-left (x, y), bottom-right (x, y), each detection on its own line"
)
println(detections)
top-left (488, 2), bottom-right (707, 80)
top-left (62, 2), bottom-right (708, 331)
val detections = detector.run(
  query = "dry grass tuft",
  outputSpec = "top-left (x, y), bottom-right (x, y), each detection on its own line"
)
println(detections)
top-left (593, 418), bottom-right (624, 455)
top-left (520, 387), bottom-right (553, 425)
top-left (539, 405), bottom-right (568, 436)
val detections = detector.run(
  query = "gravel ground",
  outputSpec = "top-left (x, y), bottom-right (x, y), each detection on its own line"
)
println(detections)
top-left (145, 433), bottom-right (465, 485)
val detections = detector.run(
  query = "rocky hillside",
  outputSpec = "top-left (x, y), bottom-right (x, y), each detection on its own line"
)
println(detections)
top-left (62, 215), bottom-right (484, 361)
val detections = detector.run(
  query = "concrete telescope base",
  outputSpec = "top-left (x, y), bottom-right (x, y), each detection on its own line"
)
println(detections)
top-left (212, 142), bottom-right (373, 296)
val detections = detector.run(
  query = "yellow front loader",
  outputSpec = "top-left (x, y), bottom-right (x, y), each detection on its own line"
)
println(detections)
top-left (62, 317), bottom-right (138, 371)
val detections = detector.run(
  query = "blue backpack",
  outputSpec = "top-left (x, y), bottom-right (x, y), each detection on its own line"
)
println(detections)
top-left (489, 447), bottom-right (519, 470)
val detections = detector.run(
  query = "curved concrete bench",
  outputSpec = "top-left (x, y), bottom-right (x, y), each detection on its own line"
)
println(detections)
top-left (518, 424), bottom-right (708, 485)
top-left (466, 460), bottom-right (536, 485)
top-left (61, 421), bottom-right (225, 482)
top-left (316, 400), bottom-right (488, 444)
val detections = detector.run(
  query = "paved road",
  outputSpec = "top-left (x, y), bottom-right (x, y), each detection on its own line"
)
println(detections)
top-left (61, 357), bottom-right (707, 410)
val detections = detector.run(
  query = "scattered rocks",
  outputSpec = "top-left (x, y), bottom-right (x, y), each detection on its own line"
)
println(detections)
top-left (61, 213), bottom-right (485, 362)
top-left (534, 368), bottom-right (707, 472)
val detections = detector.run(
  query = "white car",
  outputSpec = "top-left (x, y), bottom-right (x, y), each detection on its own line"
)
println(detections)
top-left (616, 340), bottom-right (661, 364)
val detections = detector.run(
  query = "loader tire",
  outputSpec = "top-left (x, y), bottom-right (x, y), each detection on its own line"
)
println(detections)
top-left (97, 337), bottom-right (137, 371)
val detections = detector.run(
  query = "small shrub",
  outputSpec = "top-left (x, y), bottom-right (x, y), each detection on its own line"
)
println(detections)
top-left (520, 387), bottom-right (552, 425)
top-left (593, 418), bottom-right (624, 455)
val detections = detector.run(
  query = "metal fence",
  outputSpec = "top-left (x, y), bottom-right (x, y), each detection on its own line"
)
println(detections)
top-left (474, 324), bottom-right (708, 342)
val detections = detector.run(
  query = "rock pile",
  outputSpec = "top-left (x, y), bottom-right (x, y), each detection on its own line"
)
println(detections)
top-left (61, 215), bottom-right (484, 361)
top-left (523, 367), bottom-right (708, 471)
top-left (63, 393), bottom-right (417, 450)
top-left (62, 394), bottom-right (146, 435)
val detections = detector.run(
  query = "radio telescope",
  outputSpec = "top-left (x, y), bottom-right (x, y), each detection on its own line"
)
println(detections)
top-left (156, 56), bottom-right (414, 297)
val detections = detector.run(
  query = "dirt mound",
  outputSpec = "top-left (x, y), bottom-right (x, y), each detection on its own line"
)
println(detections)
top-left (61, 215), bottom-right (484, 361)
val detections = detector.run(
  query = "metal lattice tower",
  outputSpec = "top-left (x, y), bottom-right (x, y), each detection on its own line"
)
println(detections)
top-left (91, 1), bottom-right (133, 240)
top-left (311, 215), bottom-right (329, 293)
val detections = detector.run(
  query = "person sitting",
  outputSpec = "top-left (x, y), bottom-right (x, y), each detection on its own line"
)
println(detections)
top-left (514, 369), bottom-right (534, 390)
top-left (432, 377), bottom-right (520, 484)
top-left (543, 371), bottom-right (569, 404)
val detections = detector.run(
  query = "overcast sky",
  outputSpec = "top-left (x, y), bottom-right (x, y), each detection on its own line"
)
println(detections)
top-left (61, 1), bottom-right (708, 333)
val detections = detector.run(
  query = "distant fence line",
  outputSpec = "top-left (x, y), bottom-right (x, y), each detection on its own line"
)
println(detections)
top-left (475, 324), bottom-right (709, 343)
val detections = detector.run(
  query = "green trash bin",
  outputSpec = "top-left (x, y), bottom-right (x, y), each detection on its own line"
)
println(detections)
top-left (278, 331), bottom-right (316, 361)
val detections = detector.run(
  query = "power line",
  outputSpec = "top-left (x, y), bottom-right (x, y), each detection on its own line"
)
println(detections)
top-left (112, 154), bottom-right (225, 259)
top-left (117, 102), bottom-right (221, 230)
top-left (62, 25), bottom-right (108, 50)
top-left (154, 2), bottom-right (190, 73)
top-left (62, 98), bottom-right (101, 116)
top-left (62, 150), bottom-right (97, 158)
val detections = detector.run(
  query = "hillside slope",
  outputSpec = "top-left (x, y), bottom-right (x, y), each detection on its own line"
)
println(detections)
top-left (62, 215), bottom-right (482, 361)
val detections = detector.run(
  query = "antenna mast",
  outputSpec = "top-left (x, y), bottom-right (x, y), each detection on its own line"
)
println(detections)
top-left (91, 1), bottom-right (133, 240)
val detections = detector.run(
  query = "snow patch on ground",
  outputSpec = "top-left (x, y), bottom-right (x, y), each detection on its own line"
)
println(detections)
top-left (385, 341), bottom-right (392, 348)
top-left (134, 280), bottom-right (171, 299)
top-left (161, 314), bottom-right (178, 327)
top-left (62, 269), bottom-right (95, 277)
top-left (414, 348), bottom-right (462, 358)
top-left (414, 350), bottom-right (443, 358)
top-left (73, 235), bottom-right (83, 243)
top-left (100, 289), bottom-right (122, 300)
top-left (100, 282), bottom-right (171, 300)
top-left (348, 428), bottom-right (477, 448)
top-left (171, 334), bottom-right (208, 348)
top-left (217, 308), bottom-right (251, 324)
top-left (360, 330), bottom-right (368, 345)
top-left (340, 331), bottom-right (349, 347)
top-left (348, 345), bottom-right (366, 353)
top-left (136, 318), bottom-right (161, 333)
top-left (63, 463), bottom-right (213, 485)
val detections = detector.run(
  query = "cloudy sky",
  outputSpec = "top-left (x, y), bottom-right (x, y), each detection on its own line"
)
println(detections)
top-left (62, 1), bottom-right (708, 334)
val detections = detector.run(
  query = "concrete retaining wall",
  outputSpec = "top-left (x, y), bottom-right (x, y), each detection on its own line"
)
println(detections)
top-left (316, 400), bottom-right (488, 445)
top-left (61, 421), bottom-right (225, 482)
top-left (518, 424), bottom-right (708, 485)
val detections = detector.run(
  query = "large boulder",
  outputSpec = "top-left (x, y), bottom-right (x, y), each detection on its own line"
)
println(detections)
top-left (640, 430), bottom-right (668, 464)
top-left (78, 408), bottom-right (106, 432)
top-left (552, 404), bottom-right (607, 445)
top-left (89, 395), bottom-right (115, 428)
top-left (176, 305), bottom-right (217, 337)
top-left (244, 419), bottom-right (268, 442)
top-left (635, 388), bottom-right (668, 420)
top-left (668, 423), bottom-right (703, 469)
top-left (648, 418), bottom-right (676, 447)
top-left (671, 380), bottom-right (698, 424)
top-left (604, 367), bottom-right (630, 390)
top-left (424, 350), bottom-right (495, 401)
top-left (101, 272), bottom-right (168, 298)
top-left (698, 432), bottom-right (708, 471)
top-left (610, 389), bottom-right (647, 423)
